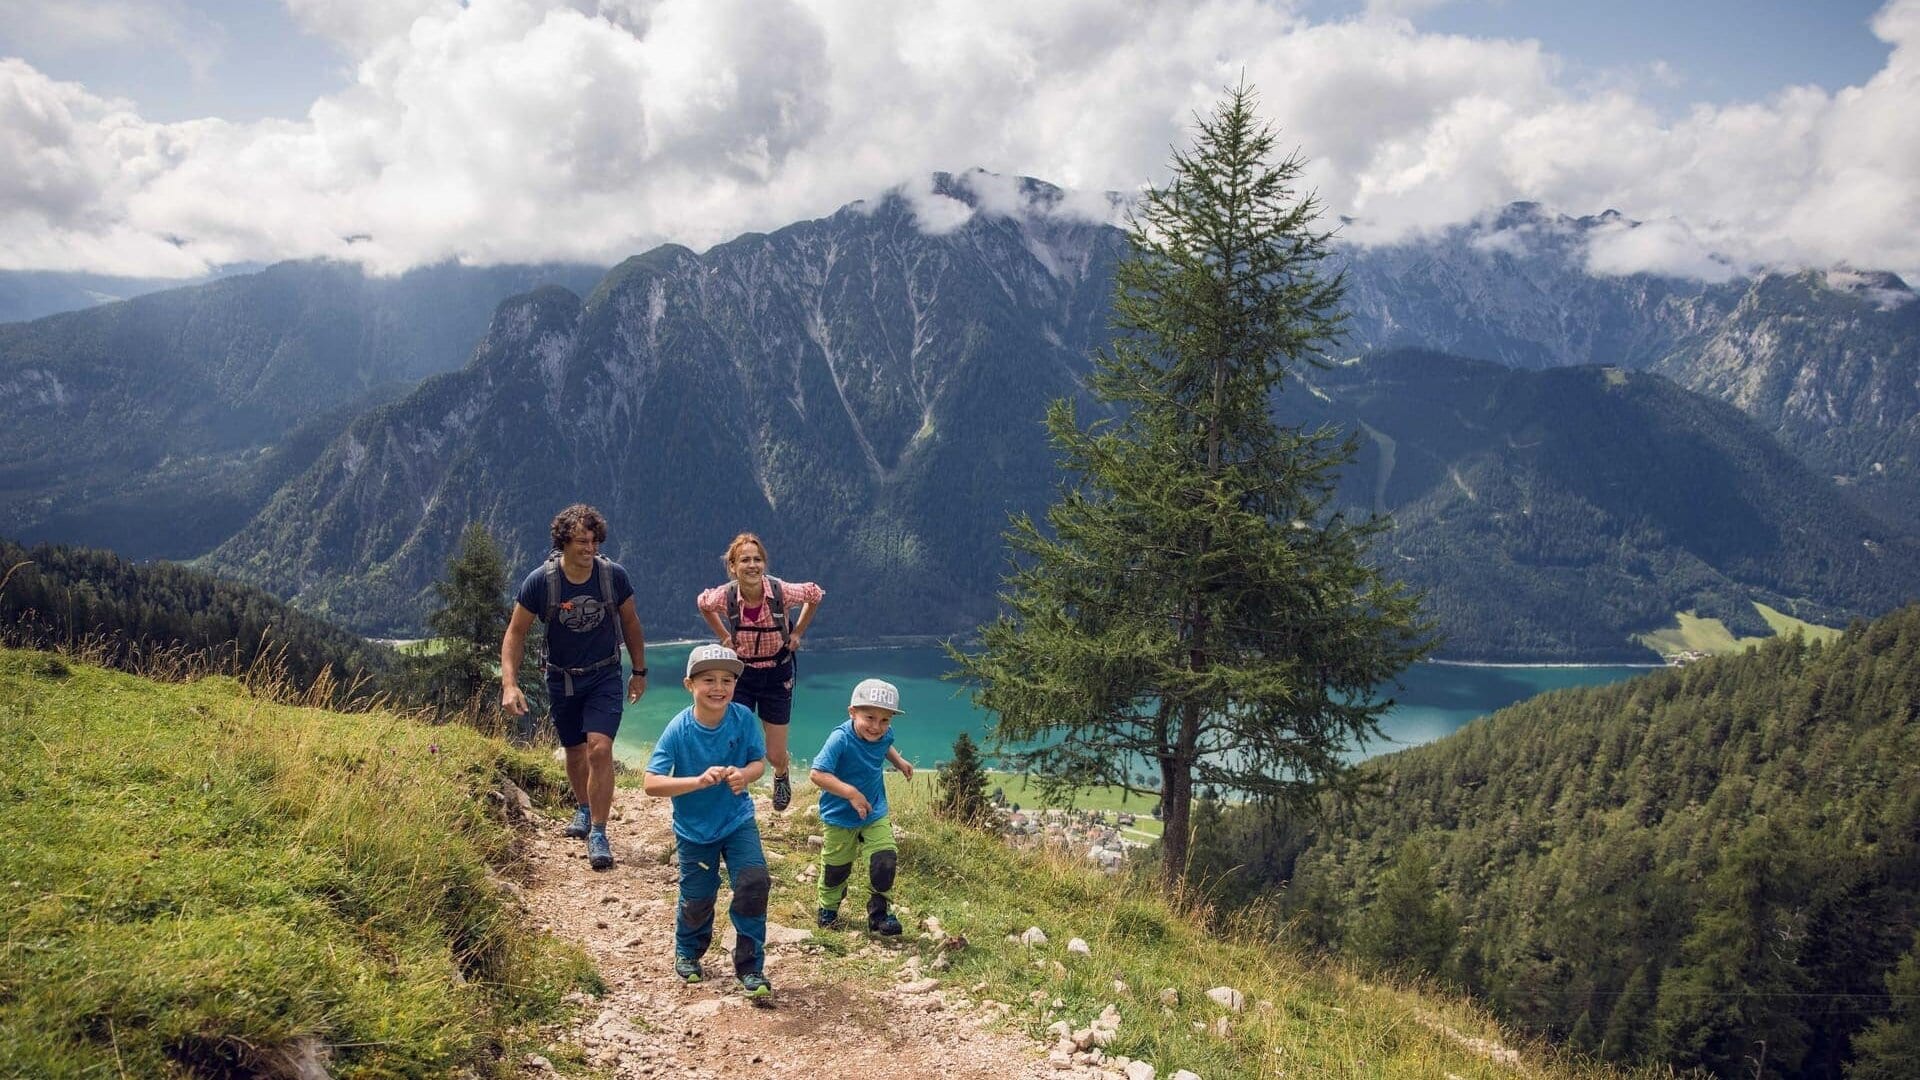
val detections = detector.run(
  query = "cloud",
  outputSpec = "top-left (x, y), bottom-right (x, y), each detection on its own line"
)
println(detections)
top-left (1584, 216), bottom-right (1741, 283)
top-left (0, 0), bottom-right (224, 81)
top-left (0, 0), bottom-right (1916, 281)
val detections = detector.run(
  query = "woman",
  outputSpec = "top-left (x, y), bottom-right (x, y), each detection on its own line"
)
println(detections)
top-left (695, 532), bottom-right (824, 811)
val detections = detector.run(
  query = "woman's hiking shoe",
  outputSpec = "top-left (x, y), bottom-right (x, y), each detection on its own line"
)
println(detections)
top-left (772, 773), bottom-right (792, 811)
top-left (674, 956), bottom-right (703, 984)
top-left (815, 907), bottom-right (840, 928)
top-left (740, 972), bottom-right (773, 1003)
top-left (564, 804), bottom-right (592, 839)
top-left (587, 829), bottom-right (614, 870)
top-left (868, 912), bottom-right (903, 936)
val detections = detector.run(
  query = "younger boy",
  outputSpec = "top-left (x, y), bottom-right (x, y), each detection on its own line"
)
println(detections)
top-left (808, 678), bottom-right (914, 934)
top-left (643, 644), bottom-right (773, 1001)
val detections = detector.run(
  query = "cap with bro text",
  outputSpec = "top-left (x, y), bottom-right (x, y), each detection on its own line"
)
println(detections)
top-left (848, 677), bottom-right (905, 714)
top-left (686, 643), bottom-right (745, 678)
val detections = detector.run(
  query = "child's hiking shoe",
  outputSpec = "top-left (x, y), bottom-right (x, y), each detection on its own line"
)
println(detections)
top-left (772, 773), bottom-right (792, 811)
top-left (815, 907), bottom-right (840, 929)
top-left (739, 972), bottom-right (773, 1004)
top-left (674, 956), bottom-right (703, 984)
top-left (564, 804), bottom-right (592, 839)
top-left (587, 829), bottom-right (614, 870)
top-left (868, 912), bottom-right (903, 936)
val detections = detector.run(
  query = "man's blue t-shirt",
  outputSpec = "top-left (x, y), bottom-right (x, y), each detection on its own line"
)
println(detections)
top-left (813, 719), bottom-right (894, 830)
top-left (647, 702), bottom-right (766, 845)
top-left (515, 558), bottom-right (634, 672)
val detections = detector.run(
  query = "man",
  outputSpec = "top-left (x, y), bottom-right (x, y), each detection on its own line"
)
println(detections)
top-left (502, 504), bottom-right (648, 869)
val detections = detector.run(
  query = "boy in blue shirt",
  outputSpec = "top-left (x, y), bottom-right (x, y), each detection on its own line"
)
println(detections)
top-left (808, 678), bottom-right (914, 934)
top-left (643, 644), bottom-right (773, 1002)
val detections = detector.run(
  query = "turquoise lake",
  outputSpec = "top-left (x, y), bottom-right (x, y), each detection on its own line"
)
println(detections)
top-left (610, 644), bottom-right (1652, 770)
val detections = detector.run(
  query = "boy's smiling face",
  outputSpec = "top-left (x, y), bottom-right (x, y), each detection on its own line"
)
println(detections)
top-left (686, 670), bottom-right (738, 717)
top-left (849, 705), bottom-right (896, 741)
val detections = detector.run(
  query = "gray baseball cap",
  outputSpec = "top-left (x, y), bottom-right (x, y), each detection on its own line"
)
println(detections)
top-left (686, 643), bottom-right (745, 678)
top-left (848, 677), bottom-right (905, 714)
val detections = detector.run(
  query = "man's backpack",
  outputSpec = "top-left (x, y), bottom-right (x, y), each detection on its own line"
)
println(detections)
top-left (723, 578), bottom-right (790, 657)
top-left (540, 552), bottom-right (625, 690)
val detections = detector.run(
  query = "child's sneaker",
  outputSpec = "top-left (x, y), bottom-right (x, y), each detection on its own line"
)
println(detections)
top-left (674, 956), bottom-right (703, 984)
top-left (740, 972), bottom-right (773, 1004)
top-left (587, 829), bottom-right (614, 870)
top-left (868, 912), bottom-right (903, 936)
top-left (564, 804), bottom-right (591, 839)
top-left (772, 773), bottom-right (792, 811)
top-left (815, 907), bottom-right (840, 929)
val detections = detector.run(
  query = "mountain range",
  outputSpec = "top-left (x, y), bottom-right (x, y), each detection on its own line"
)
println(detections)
top-left (4, 175), bottom-right (1916, 657)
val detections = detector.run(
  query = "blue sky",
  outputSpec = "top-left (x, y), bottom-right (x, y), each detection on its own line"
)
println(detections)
top-left (1, 1), bottom-right (1915, 280)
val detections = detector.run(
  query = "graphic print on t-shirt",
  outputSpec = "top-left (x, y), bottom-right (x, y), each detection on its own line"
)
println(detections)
top-left (556, 595), bottom-right (607, 634)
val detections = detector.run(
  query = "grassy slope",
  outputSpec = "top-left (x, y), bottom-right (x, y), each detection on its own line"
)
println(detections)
top-left (0, 647), bottom-right (594, 1079)
top-left (1635, 601), bottom-right (1843, 657)
top-left (4, 646), bottom-right (1633, 1078)
top-left (763, 778), bottom-right (1637, 1080)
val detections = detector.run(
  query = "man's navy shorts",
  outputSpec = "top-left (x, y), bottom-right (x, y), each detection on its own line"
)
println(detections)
top-left (548, 669), bottom-right (624, 746)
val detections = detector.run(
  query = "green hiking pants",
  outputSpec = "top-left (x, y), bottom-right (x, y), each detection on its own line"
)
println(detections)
top-left (818, 815), bottom-right (898, 921)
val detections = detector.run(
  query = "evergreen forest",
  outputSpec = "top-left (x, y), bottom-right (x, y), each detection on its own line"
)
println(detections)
top-left (0, 537), bottom-right (395, 702)
top-left (1184, 603), bottom-right (1920, 1078)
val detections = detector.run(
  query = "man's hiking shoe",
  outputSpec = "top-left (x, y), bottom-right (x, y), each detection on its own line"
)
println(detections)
top-left (564, 804), bottom-right (591, 839)
top-left (587, 830), bottom-right (614, 870)
top-left (772, 773), bottom-right (792, 811)
top-left (740, 972), bottom-right (773, 1003)
top-left (868, 912), bottom-right (903, 936)
top-left (816, 907), bottom-right (840, 929)
top-left (674, 956), bottom-right (703, 984)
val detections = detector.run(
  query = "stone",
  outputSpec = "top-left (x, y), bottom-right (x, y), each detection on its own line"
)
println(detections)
top-left (899, 978), bottom-right (941, 995)
top-left (1158, 987), bottom-right (1179, 1008)
top-left (764, 922), bottom-right (814, 946)
top-left (1021, 926), bottom-right (1048, 946)
top-left (807, 834), bottom-right (825, 850)
top-left (1205, 986), bottom-right (1244, 1012)
top-left (1067, 937), bottom-right (1091, 956)
top-left (1209, 1016), bottom-right (1231, 1037)
top-left (1125, 1063), bottom-right (1156, 1080)
top-left (1171, 1072), bottom-right (1202, 1080)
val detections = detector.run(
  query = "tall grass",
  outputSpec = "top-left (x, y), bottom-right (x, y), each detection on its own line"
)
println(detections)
top-left (0, 646), bottom-right (593, 1078)
top-left (758, 776), bottom-right (1651, 1079)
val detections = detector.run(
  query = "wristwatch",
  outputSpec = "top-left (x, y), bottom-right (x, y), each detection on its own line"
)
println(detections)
top-left (631, 668), bottom-right (648, 678)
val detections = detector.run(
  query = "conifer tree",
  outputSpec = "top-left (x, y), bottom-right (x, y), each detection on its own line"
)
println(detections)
top-left (935, 732), bottom-right (993, 825)
top-left (952, 83), bottom-right (1432, 885)
top-left (411, 523), bottom-right (520, 721)
top-left (1848, 932), bottom-right (1920, 1080)
top-left (1347, 839), bottom-right (1456, 976)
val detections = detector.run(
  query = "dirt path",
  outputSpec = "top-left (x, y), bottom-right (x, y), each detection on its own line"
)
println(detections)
top-left (514, 786), bottom-right (1107, 1080)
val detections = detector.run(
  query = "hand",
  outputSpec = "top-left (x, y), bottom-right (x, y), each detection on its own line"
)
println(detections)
top-left (718, 633), bottom-right (733, 650)
top-left (502, 685), bottom-right (528, 716)
top-left (788, 631), bottom-right (805, 653)
top-left (895, 759), bottom-right (913, 781)
top-left (701, 765), bottom-right (732, 788)
top-left (627, 672), bottom-right (647, 703)
top-left (726, 767), bottom-right (751, 794)
top-left (849, 791), bottom-right (872, 819)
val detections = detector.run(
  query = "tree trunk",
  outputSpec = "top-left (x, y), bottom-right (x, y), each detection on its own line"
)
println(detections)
top-left (1158, 751), bottom-right (1193, 890)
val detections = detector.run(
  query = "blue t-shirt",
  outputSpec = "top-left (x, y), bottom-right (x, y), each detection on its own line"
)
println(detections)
top-left (515, 558), bottom-right (635, 672)
top-left (647, 702), bottom-right (766, 845)
top-left (813, 719), bottom-right (894, 829)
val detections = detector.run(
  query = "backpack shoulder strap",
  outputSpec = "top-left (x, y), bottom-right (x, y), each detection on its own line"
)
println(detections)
top-left (541, 552), bottom-right (564, 624)
top-left (768, 578), bottom-right (791, 645)
top-left (724, 581), bottom-right (741, 631)
top-left (596, 555), bottom-right (625, 652)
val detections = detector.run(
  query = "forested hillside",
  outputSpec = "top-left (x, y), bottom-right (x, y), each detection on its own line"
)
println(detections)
top-left (1189, 603), bottom-right (1920, 1077)
top-left (1286, 350), bottom-right (1920, 659)
top-left (0, 260), bottom-right (604, 558)
top-left (0, 538), bottom-right (394, 700)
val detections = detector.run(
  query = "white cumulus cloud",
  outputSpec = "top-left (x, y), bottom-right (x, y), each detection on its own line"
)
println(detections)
top-left (0, 0), bottom-right (1915, 282)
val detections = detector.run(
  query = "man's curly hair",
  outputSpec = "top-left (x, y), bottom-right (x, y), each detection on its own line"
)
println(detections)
top-left (550, 504), bottom-right (608, 551)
